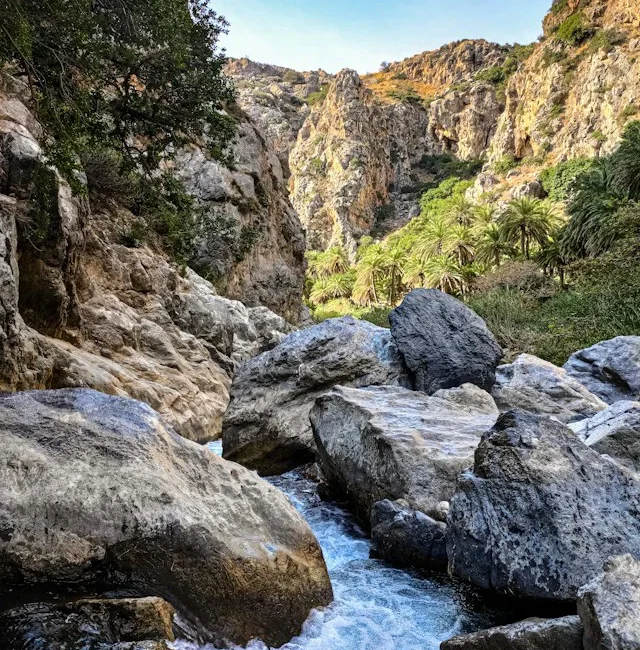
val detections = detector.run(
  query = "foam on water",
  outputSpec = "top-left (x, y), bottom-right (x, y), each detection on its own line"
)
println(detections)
top-left (181, 444), bottom-right (509, 650)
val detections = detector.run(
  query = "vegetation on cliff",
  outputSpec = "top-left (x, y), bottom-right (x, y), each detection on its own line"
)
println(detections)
top-left (306, 121), bottom-right (640, 363)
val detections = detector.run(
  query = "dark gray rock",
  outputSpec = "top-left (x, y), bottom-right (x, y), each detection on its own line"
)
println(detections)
top-left (371, 499), bottom-right (447, 570)
top-left (578, 554), bottom-right (640, 650)
top-left (311, 383), bottom-right (499, 522)
top-left (0, 389), bottom-right (332, 647)
top-left (564, 336), bottom-right (640, 404)
top-left (440, 616), bottom-right (583, 650)
top-left (222, 316), bottom-right (409, 475)
top-left (447, 410), bottom-right (640, 601)
top-left (389, 289), bottom-right (503, 394)
top-left (0, 597), bottom-right (175, 650)
top-left (570, 401), bottom-right (640, 473)
top-left (493, 353), bottom-right (606, 423)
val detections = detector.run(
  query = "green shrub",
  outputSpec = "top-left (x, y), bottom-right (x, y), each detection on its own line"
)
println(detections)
top-left (309, 157), bottom-right (325, 174)
top-left (307, 85), bottom-right (329, 106)
top-left (418, 154), bottom-right (483, 182)
top-left (539, 158), bottom-right (596, 202)
top-left (283, 69), bottom-right (305, 84)
top-left (119, 220), bottom-right (148, 248)
top-left (493, 155), bottom-right (520, 174)
top-left (620, 104), bottom-right (638, 123)
top-left (589, 28), bottom-right (626, 53)
top-left (554, 12), bottom-right (595, 46)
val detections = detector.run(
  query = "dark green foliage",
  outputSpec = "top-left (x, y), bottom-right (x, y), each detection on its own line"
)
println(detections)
top-left (609, 121), bottom-right (640, 200)
top-left (539, 158), bottom-right (596, 202)
top-left (493, 155), bottom-right (520, 174)
top-left (1, 0), bottom-right (235, 181)
top-left (418, 154), bottom-right (483, 182)
top-left (554, 12), bottom-right (595, 45)
top-left (307, 85), bottom-right (329, 106)
top-left (589, 29), bottom-right (626, 53)
top-left (474, 44), bottom-right (535, 95)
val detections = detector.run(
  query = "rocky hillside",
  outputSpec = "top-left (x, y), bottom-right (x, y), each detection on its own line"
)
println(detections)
top-left (0, 75), bottom-right (302, 443)
top-left (234, 0), bottom-right (640, 252)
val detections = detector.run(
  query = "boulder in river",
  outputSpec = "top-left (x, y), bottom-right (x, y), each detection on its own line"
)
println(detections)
top-left (447, 410), bottom-right (640, 601)
top-left (0, 388), bottom-right (332, 647)
top-left (569, 400), bottom-right (640, 473)
top-left (389, 289), bottom-right (503, 394)
top-left (441, 616), bottom-right (584, 650)
top-left (493, 354), bottom-right (607, 423)
top-left (578, 554), bottom-right (640, 650)
top-left (0, 597), bottom-right (175, 650)
top-left (311, 383), bottom-right (499, 522)
top-left (370, 500), bottom-right (447, 570)
top-left (222, 316), bottom-right (409, 475)
top-left (564, 336), bottom-right (640, 404)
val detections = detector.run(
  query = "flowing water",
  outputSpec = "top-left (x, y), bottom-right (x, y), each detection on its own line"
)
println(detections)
top-left (173, 441), bottom-right (513, 650)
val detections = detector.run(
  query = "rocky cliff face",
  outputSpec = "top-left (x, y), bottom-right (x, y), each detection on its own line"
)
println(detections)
top-left (0, 76), bottom-right (299, 443)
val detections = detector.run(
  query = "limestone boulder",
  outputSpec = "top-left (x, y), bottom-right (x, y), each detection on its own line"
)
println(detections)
top-left (447, 410), bottom-right (640, 601)
top-left (493, 354), bottom-right (607, 423)
top-left (578, 554), bottom-right (640, 650)
top-left (389, 289), bottom-right (503, 395)
top-left (564, 337), bottom-right (640, 404)
top-left (222, 316), bottom-right (408, 475)
top-left (0, 389), bottom-right (332, 647)
top-left (569, 401), bottom-right (640, 473)
top-left (441, 616), bottom-right (583, 650)
top-left (311, 383), bottom-right (499, 522)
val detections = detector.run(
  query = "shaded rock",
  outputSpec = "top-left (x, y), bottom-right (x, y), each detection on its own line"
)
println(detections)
top-left (0, 389), bottom-right (332, 647)
top-left (311, 383), bottom-right (499, 522)
top-left (371, 499), bottom-right (447, 570)
top-left (564, 337), bottom-right (640, 404)
top-left (0, 597), bottom-right (175, 650)
top-left (493, 353), bottom-right (607, 423)
top-left (447, 410), bottom-right (640, 600)
top-left (222, 316), bottom-right (408, 475)
top-left (578, 554), bottom-right (640, 650)
top-left (389, 289), bottom-right (503, 395)
top-left (441, 616), bottom-right (583, 650)
top-left (570, 401), bottom-right (640, 473)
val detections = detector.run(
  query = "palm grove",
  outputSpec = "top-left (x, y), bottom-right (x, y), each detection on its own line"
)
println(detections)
top-left (306, 122), bottom-right (640, 363)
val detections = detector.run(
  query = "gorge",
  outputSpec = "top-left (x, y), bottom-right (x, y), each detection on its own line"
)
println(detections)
top-left (1, 0), bottom-right (640, 649)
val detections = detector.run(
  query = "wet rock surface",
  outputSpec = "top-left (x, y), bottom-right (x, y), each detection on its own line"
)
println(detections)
top-left (0, 388), bottom-right (333, 647)
top-left (370, 500), bottom-right (447, 570)
top-left (311, 383), bottom-right (499, 521)
top-left (0, 597), bottom-right (175, 650)
top-left (389, 290), bottom-right (503, 395)
top-left (441, 616), bottom-right (584, 650)
top-left (222, 316), bottom-right (408, 475)
top-left (447, 410), bottom-right (640, 601)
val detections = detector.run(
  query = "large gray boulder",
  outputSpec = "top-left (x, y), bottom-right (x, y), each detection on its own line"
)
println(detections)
top-left (370, 499), bottom-right (447, 570)
top-left (564, 337), bottom-right (640, 404)
top-left (447, 410), bottom-right (640, 601)
top-left (441, 616), bottom-right (583, 650)
top-left (0, 389), bottom-right (332, 647)
top-left (570, 401), bottom-right (640, 473)
top-left (0, 597), bottom-right (175, 650)
top-left (389, 289), bottom-right (503, 394)
top-left (578, 554), bottom-right (640, 650)
top-left (222, 316), bottom-right (408, 475)
top-left (311, 383), bottom-right (500, 522)
top-left (493, 354), bottom-right (607, 423)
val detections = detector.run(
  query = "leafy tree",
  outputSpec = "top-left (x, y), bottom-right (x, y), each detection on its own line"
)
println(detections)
top-left (476, 223), bottom-right (515, 268)
top-left (422, 256), bottom-right (464, 294)
top-left (352, 244), bottom-right (387, 306)
top-left (382, 246), bottom-right (406, 306)
top-left (1, 0), bottom-right (235, 180)
top-left (307, 246), bottom-right (350, 279)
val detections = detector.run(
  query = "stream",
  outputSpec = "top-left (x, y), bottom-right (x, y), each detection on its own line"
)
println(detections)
top-left (173, 441), bottom-right (514, 650)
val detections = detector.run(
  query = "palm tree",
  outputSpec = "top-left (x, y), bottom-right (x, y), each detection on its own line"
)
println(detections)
top-left (472, 204), bottom-right (498, 230)
top-left (382, 247), bottom-right (407, 306)
top-left (499, 198), bottom-right (556, 259)
top-left (610, 120), bottom-right (640, 200)
top-left (422, 255), bottom-right (464, 295)
top-left (415, 214), bottom-right (455, 262)
top-left (352, 244), bottom-right (387, 306)
top-left (475, 223), bottom-right (515, 268)
top-left (447, 196), bottom-right (476, 227)
top-left (402, 256), bottom-right (430, 289)
top-left (448, 224), bottom-right (476, 266)
top-left (309, 273), bottom-right (353, 304)
top-left (535, 235), bottom-right (569, 289)
top-left (307, 246), bottom-right (350, 279)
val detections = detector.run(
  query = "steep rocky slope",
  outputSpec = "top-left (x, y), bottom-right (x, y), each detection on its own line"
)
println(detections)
top-left (0, 75), bottom-right (301, 443)
top-left (235, 0), bottom-right (640, 252)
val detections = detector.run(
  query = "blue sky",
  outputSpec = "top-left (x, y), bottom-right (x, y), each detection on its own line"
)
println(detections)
top-left (213, 0), bottom-right (552, 74)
